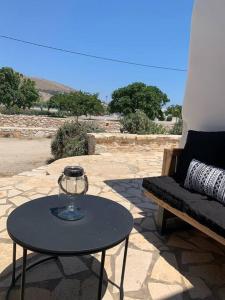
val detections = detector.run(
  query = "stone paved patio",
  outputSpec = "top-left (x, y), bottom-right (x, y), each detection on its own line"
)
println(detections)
top-left (1, 151), bottom-right (225, 299)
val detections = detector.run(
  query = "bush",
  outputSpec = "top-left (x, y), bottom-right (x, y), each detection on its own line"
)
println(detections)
top-left (120, 110), bottom-right (167, 134)
top-left (0, 106), bottom-right (22, 115)
top-left (169, 120), bottom-right (183, 135)
top-left (51, 121), bottom-right (104, 159)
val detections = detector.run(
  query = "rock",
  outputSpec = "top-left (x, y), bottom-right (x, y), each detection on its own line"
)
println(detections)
top-left (81, 276), bottom-right (106, 300)
top-left (141, 217), bottom-right (156, 231)
top-left (27, 288), bottom-right (52, 299)
top-left (9, 196), bottom-right (30, 206)
top-left (114, 248), bottom-right (152, 292)
top-left (102, 290), bottom-right (114, 300)
top-left (129, 233), bottom-right (157, 252)
top-left (29, 194), bottom-right (46, 200)
top-left (87, 185), bottom-right (101, 195)
top-left (167, 235), bottom-right (197, 250)
top-left (138, 202), bottom-right (157, 210)
top-left (92, 255), bottom-right (112, 279)
top-left (52, 279), bottom-right (80, 300)
top-left (151, 252), bottom-right (182, 284)
top-left (106, 243), bottom-right (121, 256)
top-left (0, 229), bottom-right (10, 240)
top-left (189, 236), bottom-right (224, 255)
top-left (148, 282), bottom-right (183, 300)
top-left (143, 232), bottom-right (166, 250)
top-left (188, 264), bottom-right (225, 286)
top-left (0, 243), bottom-right (24, 274)
top-left (181, 252), bottom-right (214, 264)
top-left (59, 257), bottom-right (88, 276)
top-left (0, 217), bottom-right (7, 231)
top-left (183, 276), bottom-right (212, 299)
top-left (0, 204), bottom-right (11, 217)
top-left (26, 260), bottom-right (62, 283)
top-left (8, 189), bottom-right (22, 198)
top-left (0, 191), bottom-right (7, 199)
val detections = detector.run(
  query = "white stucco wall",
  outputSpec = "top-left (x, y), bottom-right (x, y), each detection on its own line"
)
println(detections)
top-left (182, 0), bottom-right (225, 145)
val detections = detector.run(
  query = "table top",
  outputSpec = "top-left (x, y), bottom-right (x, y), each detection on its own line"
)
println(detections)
top-left (7, 195), bottom-right (133, 255)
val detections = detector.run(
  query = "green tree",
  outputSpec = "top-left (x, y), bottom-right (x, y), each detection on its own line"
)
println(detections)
top-left (165, 105), bottom-right (182, 122)
top-left (47, 93), bottom-right (68, 112)
top-left (109, 82), bottom-right (169, 119)
top-left (18, 78), bottom-right (39, 109)
top-left (0, 67), bottom-right (39, 109)
top-left (48, 91), bottom-right (104, 120)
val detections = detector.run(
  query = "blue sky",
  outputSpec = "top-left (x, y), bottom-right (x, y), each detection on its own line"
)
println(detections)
top-left (0, 0), bottom-right (194, 104)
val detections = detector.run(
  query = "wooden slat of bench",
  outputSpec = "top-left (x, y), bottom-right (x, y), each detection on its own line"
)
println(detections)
top-left (144, 190), bottom-right (225, 247)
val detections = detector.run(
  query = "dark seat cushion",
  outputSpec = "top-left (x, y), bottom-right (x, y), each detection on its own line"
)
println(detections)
top-left (143, 176), bottom-right (225, 237)
top-left (175, 130), bottom-right (225, 183)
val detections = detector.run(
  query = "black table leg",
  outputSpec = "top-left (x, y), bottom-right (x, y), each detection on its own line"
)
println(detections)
top-left (120, 236), bottom-right (129, 299)
top-left (11, 242), bottom-right (16, 286)
top-left (20, 248), bottom-right (27, 300)
top-left (97, 250), bottom-right (105, 300)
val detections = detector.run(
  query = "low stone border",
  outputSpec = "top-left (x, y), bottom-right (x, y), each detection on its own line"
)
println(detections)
top-left (0, 127), bottom-right (57, 138)
top-left (87, 133), bottom-right (181, 154)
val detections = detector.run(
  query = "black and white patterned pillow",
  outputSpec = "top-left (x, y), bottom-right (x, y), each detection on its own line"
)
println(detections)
top-left (184, 159), bottom-right (225, 204)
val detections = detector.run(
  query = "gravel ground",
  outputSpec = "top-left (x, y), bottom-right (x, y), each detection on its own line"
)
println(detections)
top-left (0, 138), bottom-right (52, 177)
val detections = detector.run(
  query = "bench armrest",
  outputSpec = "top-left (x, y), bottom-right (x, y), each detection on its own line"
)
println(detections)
top-left (161, 148), bottom-right (183, 176)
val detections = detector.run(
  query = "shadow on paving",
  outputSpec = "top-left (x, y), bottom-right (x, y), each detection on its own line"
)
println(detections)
top-left (105, 178), bottom-right (225, 300)
top-left (0, 252), bottom-right (108, 300)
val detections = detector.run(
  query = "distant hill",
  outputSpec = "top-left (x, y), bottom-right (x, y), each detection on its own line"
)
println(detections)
top-left (29, 77), bottom-right (75, 101)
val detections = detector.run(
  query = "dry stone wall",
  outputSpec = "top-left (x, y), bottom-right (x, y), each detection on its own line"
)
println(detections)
top-left (0, 115), bottom-right (120, 138)
top-left (87, 133), bottom-right (181, 154)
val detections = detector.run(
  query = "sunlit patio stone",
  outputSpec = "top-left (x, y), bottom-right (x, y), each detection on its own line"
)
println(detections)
top-left (148, 282), bottom-right (183, 300)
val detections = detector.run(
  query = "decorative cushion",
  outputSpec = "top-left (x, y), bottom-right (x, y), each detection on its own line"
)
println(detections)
top-left (175, 130), bottom-right (225, 184)
top-left (184, 159), bottom-right (225, 204)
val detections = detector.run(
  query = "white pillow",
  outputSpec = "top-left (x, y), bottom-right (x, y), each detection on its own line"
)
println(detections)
top-left (184, 159), bottom-right (225, 204)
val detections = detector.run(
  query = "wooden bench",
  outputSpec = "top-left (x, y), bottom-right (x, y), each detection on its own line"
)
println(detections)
top-left (144, 148), bottom-right (225, 246)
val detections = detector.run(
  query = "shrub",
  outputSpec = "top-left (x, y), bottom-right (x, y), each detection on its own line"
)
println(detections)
top-left (169, 120), bottom-right (183, 135)
top-left (0, 106), bottom-right (22, 115)
top-left (51, 121), bottom-right (103, 159)
top-left (120, 110), bottom-right (167, 134)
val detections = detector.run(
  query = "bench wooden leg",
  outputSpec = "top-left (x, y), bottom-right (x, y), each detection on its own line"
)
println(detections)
top-left (156, 207), bottom-right (171, 235)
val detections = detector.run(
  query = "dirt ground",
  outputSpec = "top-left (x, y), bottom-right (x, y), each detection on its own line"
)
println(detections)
top-left (0, 138), bottom-right (52, 177)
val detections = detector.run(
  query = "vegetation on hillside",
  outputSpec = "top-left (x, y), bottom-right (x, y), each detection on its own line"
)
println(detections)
top-left (109, 82), bottom-right (169, 120)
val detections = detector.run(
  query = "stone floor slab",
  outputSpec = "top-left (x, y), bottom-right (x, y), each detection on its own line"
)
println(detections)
top-left (148, 282), bottom-right (183, 300)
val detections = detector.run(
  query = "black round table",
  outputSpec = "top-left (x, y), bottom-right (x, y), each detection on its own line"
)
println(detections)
top-left (7, 195), bottom-right (133, 300)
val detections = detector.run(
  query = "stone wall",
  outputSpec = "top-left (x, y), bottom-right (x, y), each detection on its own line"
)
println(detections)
top-left (0, 114), bottom-right (65, 128)
top-left (0, 127), bottom-right (57, 138)
top-left (87, 133), bottom-right (181, 154)
top-left (0, 114), bottom-right (120, 138)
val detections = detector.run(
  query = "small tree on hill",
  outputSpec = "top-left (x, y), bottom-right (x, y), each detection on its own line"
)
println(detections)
top-left (109, 82), bottom-right (169, 120)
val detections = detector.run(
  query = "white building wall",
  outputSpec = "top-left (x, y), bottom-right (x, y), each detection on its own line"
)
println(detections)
top-left (182, 0), bottom-right (225, 145)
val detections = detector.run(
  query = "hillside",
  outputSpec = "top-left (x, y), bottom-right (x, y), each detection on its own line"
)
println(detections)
top-left (30, 77), bottom-right (75, 101)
